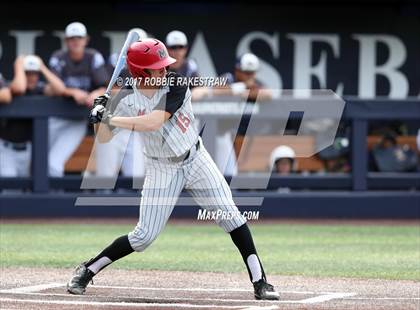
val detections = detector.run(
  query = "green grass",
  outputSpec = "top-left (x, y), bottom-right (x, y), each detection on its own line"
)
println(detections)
top-left (1, 223), bottom-right (419, 280)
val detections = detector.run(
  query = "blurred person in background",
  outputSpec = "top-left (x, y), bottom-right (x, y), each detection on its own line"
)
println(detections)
top-left (192, 53), bottom-right (273, 101)
top-left (0, 71), bottom-right (13, 178)
top-left (48, 22), bottom-right (109, 177)
top-left (10, 55), bottom-right (65, 97)
top-left (165, 30), bottom-right (199, 79)
top-left (192, 53), bottom-right (275, 176)
top-left (0, 55), bottom-right (65, 177)
top-left (225, 54), bottom-right (275, 175)
top-left (222, 53), bottom-right (273, 102)
top-left (0, 73), bottom-right (12, 103)
top-left (164, 30), bottom-right (241, 176)
top-left (269, 145), bottom-right (298, 193)
top-left (270, 145), bottom-right (297, 175)
top-left (166, 30), bottom-right (207, 116)
top-left (0, 72), bottom-right (12, 181)
top-left (369, 131), bottom-right (418, 172)
top-left (226, 54), bottom-right (274, 157)
top-left (318, 137), bottom-right (351, 173)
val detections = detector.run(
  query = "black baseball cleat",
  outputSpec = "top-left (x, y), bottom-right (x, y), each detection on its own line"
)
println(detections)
top-left (67, 263), bottom-right (95, 295)
top-left (253, 279), bottom-right (280, 300)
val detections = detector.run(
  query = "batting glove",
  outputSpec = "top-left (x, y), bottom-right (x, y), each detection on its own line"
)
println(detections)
top-left (89, 105), bottom-right (114, 125)
top-left (89, 104), bottom-right (106, 124)
top-left (93, 94), bottom-right (109, 108)
top-left (89, 94), bottom-right (114, 124)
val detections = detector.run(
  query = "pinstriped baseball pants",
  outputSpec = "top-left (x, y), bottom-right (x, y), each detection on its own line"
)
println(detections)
top-left (128, 139), bottom-right (246, 252)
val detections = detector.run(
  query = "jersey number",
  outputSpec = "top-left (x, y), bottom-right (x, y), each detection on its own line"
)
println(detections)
top-left (176, 113), bottom-right (190, 133)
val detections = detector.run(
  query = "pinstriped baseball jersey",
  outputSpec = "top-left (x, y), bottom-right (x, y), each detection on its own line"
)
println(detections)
top-left (128, 139), bottom-right (247, 251)
top-left (111, 72), bottom-right (198, 158)
top-left (105, 72), bottom-right (246, 252)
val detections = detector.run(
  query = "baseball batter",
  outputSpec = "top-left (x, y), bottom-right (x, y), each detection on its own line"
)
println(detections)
top-left (67, 38), bottom-right (279, 300)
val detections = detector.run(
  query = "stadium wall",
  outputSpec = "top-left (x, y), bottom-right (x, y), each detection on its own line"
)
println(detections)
top-left (1, 2), bottom-right (419, 98)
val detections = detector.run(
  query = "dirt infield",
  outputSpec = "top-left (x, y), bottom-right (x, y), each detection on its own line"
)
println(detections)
top-left (0, 267), bottom-right (418, 310)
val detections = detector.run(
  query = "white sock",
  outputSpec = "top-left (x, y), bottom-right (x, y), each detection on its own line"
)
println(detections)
top-left (87, 257), bottom-right (112, 274)
top-left (246, 254), bottom-right (262, 282)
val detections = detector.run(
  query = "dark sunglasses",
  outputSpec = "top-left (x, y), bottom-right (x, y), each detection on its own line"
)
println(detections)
top-left (168, 45), bottom-right (186, 50)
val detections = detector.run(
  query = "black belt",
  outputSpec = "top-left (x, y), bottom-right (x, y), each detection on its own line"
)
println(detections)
top-left (3, 141), bottom-right (28, 151)
top-left (152, 140), bottom-right (200, 163)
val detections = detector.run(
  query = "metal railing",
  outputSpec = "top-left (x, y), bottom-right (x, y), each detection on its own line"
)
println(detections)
top-left (0, 96), bottom-right (419, 193)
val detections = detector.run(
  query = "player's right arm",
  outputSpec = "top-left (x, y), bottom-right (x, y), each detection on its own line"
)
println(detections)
top-left (89, 95), bottom-right (114, 143)
top-left (90, 90), bottom-right (132, 143)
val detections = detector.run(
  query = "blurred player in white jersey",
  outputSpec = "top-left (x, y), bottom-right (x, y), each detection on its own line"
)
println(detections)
top-left (48, 22), bottom-right (109, 177)
top-left (0, 55), bottom-right (64, 177)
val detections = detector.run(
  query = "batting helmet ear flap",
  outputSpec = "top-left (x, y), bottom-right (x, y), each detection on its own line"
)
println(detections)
top-left (127, 65), bottom-right (151, 79)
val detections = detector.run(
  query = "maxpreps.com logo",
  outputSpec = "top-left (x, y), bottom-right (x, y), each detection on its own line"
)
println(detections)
top-left (158, 49), bottom-right (167, 59)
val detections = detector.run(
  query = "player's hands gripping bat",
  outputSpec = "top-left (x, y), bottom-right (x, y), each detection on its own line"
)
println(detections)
top-left (89, 95), bottom-right (113, 124)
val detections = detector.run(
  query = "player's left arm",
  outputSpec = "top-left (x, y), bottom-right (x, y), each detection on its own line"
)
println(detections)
top-left (109, 110), bottom-right (170, 132)
top-left (110, 79), bottom-right (187, 132)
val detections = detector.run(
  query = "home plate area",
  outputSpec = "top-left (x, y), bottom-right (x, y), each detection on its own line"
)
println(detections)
top-left (0, 282), bottom-right (355, 309)
top-left (0, 269), bottom-right (418, 310)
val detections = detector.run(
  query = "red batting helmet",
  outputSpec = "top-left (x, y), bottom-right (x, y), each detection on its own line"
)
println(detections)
top-left (126, 39), bottom-right (176, 78)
